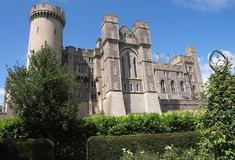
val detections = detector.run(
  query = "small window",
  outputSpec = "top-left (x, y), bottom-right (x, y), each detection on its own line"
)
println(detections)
top-left (37, 27), bottom-right (39, 34)
top-left (91, 80), bottom-right (96, 88)
top-left (92, 93), bottom-right (97, 100)
top-left (123, 83), bottom-right (127, 91)
top-left (54, 29), bottom-right (56, 35)
top-left (78, 93), bottom-right (81, 98)
top-left (113, 67), bottom-right (117, 75)
top-left (83, 93), bottom-right (87, 100)
top-left (171, 81), bottom-right (176, 93)
top-left (191, 85), bottom-right (196, 93)
top-left (161, 80), bottom-right (166, 92)
top-left (84, 82), bottom-right (88, 88)
top-left (130, 84), bottom-right (133, 91)
top-left (180, 81), bottom-right (186, 93)
top-left (136, 84), bottom-right (139, 91)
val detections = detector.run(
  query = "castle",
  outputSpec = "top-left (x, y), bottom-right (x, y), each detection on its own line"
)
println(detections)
top-left (2, 3), bottom-right (205, 117)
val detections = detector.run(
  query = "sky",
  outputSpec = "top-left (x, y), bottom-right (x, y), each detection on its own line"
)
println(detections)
top-left (0, 0), bottom-right (235, 106)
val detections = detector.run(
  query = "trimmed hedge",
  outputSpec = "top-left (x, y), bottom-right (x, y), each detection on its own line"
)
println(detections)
top-left (86, 131), bottom-right (200, 160)
top-left (0, 138), bottom-right (54, 160)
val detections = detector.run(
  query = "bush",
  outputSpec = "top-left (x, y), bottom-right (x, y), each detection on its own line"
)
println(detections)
top-left (0, 138), bottom-right (54, 160)
top-left (87, 112), bottom-right (204, 136)
top-left (0, 117), bottom-right (29, 139)
top-left (86, 131), bottom-right (200, 160)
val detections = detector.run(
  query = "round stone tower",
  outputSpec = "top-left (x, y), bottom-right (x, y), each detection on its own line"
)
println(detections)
top-left (27, 3), bottom-right (66, 66)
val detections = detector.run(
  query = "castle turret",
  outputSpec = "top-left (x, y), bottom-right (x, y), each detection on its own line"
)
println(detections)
top-left (186, 46), bottom-right (204, 92)
top-left (27, 3), bottom-right (66, 66)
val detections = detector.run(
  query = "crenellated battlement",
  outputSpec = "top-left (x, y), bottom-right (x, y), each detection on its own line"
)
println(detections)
top-left (29, 3), bottom-right (66, 27)
top-left (132, 20), bottom-right (149, 32)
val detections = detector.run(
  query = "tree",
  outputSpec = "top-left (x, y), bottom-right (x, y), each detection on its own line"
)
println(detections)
top-left (5, 45), bottom-right (80, 138)
top-left (200, 61), bottom-right (235, 159)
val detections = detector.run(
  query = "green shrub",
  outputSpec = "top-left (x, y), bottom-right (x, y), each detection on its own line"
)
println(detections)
top-left (88, 112), bottom-right (204, 136)
top-left (0, 138), bottom-right (54, 160)
top-left (0, 117), bottom-right (29, 139)
top-left (86, 131), bottom-right (200, 160)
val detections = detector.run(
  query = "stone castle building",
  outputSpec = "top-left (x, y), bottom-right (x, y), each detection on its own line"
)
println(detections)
top-left (2, 3), bottom-right (204, 117)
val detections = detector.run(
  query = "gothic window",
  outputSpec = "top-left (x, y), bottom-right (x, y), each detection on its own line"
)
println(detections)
top-left (133, 58), bottom-right (137, 78)
top-left (180, 81), bottom-right (186, 93)
top-left (122, 56), bottom-right (125, 77)
top-left (160, 80), bottom-right (166, 92)
top-left (136, 84), bottom-right (139, 91)
top-left (171, 81), bottom-right (176, 93)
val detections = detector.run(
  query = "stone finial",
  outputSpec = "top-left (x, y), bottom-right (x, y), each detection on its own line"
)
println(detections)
top-left (167, 54), bottom-right (170, 63)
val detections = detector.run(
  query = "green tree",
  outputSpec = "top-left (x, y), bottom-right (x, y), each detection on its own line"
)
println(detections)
top-left (5, 45), bottom-right (80, 138)
top-left (200, 61), bottom-right (235, 159)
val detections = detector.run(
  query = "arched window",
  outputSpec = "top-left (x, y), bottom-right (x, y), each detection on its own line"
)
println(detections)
top-left (136, 84), bottom-right (139, 91)
top-left (121, 56), bottom-right (125, 77)
top-left (180, 81), bottom-right (186, 93)
top-left (160, 80), bottom-right (166, 92)
top-left (133, 57), bottom-right (137, 78)
top-left (191, 85), bottom-right (196, 93)
top-left (171, 81), bottom-right (176, 93)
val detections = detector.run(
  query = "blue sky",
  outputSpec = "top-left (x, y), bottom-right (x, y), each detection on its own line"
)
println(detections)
top-left (1, 0), bottom-right (235, 106)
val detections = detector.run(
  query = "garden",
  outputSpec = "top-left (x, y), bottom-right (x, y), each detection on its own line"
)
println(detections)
top-left (0, 46), bottom-right (234, 159)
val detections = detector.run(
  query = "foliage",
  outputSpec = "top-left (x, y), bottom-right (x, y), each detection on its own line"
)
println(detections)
top-left (0, 117), bottom-right (29, 139)
top-left (120, 146), bottom-right (212, 160)
top-left (4, 46), bottom-right (81, 159)
top-left (86, 131), bottom-right (200, 160)
top-left (0, 138), bottom-right (54, 160)
top-left (5, 45), bottom-right (79, 138)
top-left (200, 61), bottom-right (235, 159)
top-left (88, 112), bottom-right (204, 136)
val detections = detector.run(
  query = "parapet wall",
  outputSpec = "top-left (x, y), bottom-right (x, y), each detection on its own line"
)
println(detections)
top-left (29, 3), bottom-right (66, 27)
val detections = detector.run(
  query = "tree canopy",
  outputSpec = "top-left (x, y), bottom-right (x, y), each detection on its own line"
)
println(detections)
top-left (5, 45), bottom-right (80, 137)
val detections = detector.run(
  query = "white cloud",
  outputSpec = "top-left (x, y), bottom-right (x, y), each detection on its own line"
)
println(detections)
top-left (173, 0), bottom-right (235, 12)
top-left (200, 50), bottom-right (235, 83)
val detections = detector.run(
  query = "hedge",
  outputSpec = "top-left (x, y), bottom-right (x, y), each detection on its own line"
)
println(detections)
top-left (0, 138), bottom-right (54, 160)
top-left (86, 131), bottom-right (200, 160)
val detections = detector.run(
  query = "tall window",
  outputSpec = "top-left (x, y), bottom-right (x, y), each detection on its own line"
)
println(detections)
top-left (160, 80), bottom-right (166, 92)
top-left (122, 56), bottom-right (125, 77)
top-left (180, 81), bottom-right (186, 93)
top-left (171, 81), bottom-right (176, 93)
top-left (127, 52), bottom-right (131, 77)
top-left (133, 58), bottom-right (137, 78)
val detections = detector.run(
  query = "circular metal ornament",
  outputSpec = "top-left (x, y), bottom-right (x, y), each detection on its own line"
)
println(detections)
top-left (208, 50), bottom-right (228, 73)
